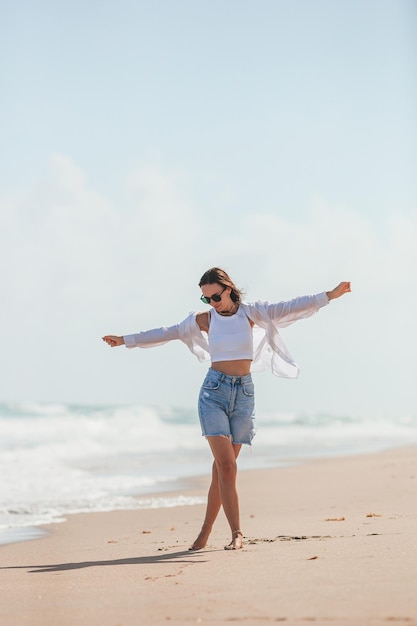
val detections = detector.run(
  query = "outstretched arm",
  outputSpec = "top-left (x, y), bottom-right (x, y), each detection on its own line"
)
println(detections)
top-left (326, 281), bottom-right (351, 300)
top-left (259, 281), bottom-right (351, 327)
top-left (102, 324), bottom-right (181, 349)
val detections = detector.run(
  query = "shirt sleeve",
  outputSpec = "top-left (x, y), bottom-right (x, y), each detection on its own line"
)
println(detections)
top-left (265, 292), bottom-right (329, 327)
top-left (123, 324), bottom-right (181, 349)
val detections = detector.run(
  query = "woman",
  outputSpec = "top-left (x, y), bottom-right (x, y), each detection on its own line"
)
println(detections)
top-left (103, 267), bottom-right (351, 551)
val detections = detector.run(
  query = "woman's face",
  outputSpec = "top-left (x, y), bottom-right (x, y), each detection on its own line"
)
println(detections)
top-left (200, 283), bottom-right (232, 312)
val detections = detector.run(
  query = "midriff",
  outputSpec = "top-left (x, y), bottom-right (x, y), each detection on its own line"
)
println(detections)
top-left (210, 359), bottom-right (252, 376)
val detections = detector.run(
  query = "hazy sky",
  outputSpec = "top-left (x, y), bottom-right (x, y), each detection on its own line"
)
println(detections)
top-left (1, 0), bottom-right (416, 418)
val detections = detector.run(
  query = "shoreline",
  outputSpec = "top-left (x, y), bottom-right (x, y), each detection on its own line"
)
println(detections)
top-left (1, 445), bottom-right (417, 624)
top-left (0, 441), bottom-right (413, 548)
top-left (3, 398), bottom-right (417, 551)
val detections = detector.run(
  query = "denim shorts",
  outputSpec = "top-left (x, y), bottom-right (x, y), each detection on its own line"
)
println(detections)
top-left (198, 368), bottom-right (256, 445)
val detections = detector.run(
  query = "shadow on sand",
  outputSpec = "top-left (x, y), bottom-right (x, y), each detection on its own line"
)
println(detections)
top-left (1, 547), bottom-right (218, 574)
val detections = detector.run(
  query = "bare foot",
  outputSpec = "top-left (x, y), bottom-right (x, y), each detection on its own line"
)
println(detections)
top-left (189, 523), bottom-right (212, 551)
top-left (224, 530), bottom-right (243, 550)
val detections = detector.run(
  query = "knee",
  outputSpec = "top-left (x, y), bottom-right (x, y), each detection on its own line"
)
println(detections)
top-left (215, 458), bottom-right (237, 479)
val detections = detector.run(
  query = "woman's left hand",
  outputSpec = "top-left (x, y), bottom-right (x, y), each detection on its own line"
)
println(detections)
top-left (326, 282), bottom-right (351, 300)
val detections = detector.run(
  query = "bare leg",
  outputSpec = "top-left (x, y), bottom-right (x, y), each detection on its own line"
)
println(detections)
top-left (189, 460), bottom-right (221, 550)
top-left (190, 437), bottom-right (243, 550)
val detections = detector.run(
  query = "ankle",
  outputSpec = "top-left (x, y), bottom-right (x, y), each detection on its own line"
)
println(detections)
top-left (224, 530), bottom-right (244, 550)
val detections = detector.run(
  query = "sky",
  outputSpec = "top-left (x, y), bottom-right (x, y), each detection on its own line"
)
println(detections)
top-left (1, 0), bottom-right (416, 418)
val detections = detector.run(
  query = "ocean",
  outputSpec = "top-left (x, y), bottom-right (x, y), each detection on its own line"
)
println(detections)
top-left (1, 401), bottom-right (416, 545)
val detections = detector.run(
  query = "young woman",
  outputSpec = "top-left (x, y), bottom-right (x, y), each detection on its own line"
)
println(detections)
top-left (103, 267), bottom-right (351, 551)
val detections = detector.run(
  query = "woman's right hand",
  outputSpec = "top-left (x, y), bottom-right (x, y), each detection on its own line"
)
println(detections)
top-left (102, 335), bottom-right (124, 347)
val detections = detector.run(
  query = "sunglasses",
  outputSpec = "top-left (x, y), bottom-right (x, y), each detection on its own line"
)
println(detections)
top-left (200, 286), bottom-right (226, 304)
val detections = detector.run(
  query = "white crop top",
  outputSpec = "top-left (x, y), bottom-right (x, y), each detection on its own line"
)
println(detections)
top-left (208, 305), bottom-right (253, 362)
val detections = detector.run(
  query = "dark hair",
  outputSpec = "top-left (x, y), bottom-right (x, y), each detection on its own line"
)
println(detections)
top-left (198, 267), bottom-right (244, 303)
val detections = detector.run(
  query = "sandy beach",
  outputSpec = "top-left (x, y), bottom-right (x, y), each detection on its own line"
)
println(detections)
top-left (1, 445), bottom-right (416, 626)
